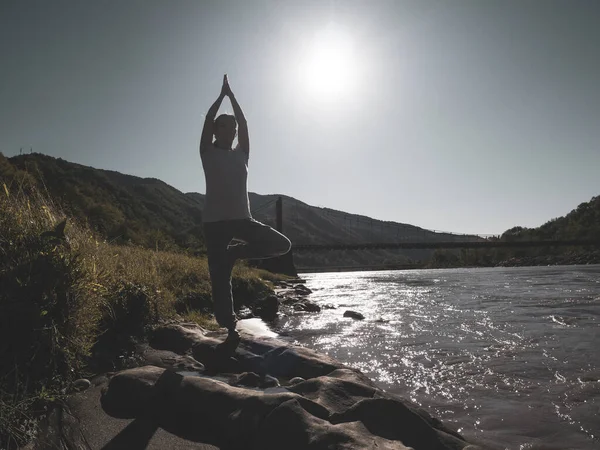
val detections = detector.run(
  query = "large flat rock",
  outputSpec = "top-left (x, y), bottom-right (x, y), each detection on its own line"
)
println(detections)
top-left (33, 381), bottom-right (219, 450)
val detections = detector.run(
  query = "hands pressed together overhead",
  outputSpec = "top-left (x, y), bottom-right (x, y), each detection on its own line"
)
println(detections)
top-left (200, 74), bottom-right (249, 154)
top-left (220, 74), bottom-right (234, 98)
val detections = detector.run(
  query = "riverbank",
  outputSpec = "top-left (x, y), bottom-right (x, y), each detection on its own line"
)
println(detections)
top-left (32, 320), bottom-right (491, 449)
top-left (295, 249), bottom-right (600, 273)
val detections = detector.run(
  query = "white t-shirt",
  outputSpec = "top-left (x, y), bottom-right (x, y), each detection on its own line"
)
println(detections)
top-left (201, 143), bottom-right (251, 222)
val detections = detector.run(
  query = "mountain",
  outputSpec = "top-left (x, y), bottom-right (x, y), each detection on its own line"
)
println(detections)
top-left (1, 153), bottom-right (477, 268)
top-left (1, 153), bottom-right (205, 252)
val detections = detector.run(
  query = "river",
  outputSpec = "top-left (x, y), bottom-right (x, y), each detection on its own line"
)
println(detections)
top-left (275, 265), bottom-right (600, 449)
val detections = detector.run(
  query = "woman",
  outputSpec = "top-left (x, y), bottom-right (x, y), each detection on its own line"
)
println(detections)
top-left (200, 75), bottom-right (291, 351)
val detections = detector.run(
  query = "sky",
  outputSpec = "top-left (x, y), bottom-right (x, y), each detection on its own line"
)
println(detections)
top-left (1, 0), bottom-right (599, 235)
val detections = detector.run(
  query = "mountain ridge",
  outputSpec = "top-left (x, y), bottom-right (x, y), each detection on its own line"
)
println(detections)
top-left (1, 152), bottom-right (598, 269)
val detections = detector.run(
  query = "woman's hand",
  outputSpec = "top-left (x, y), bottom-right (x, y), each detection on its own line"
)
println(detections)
top-left (221, 74), bottom-right (234, 97)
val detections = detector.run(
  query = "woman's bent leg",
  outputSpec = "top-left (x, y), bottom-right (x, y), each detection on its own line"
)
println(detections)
top-left (228, 219), bottom-right (291, 261)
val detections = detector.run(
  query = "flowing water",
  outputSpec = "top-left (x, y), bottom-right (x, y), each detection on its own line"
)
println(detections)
top-left (276, 265), bottom-right (600, 450)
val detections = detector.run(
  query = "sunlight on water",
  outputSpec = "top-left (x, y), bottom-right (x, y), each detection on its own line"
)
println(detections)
top-left (277, 265), bottom-right (600, 450)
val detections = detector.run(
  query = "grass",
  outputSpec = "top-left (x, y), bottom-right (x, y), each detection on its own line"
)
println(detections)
top-left (0, 177), bottom-right (290, 449)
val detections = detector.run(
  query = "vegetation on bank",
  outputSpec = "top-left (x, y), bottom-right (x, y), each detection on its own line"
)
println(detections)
top-left (1, 152), bottom-right (207, 254)
top-left (0, 180), bottom-right (286, 448)
top-left (425, 197), bottom-right (600, 268)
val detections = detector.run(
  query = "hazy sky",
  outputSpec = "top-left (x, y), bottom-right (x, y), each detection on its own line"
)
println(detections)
top-left (1, 0), bottom-right (599, 234)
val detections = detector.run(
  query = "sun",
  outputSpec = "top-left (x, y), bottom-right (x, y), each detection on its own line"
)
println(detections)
top-left (300, 26), bottom-right (357, 99)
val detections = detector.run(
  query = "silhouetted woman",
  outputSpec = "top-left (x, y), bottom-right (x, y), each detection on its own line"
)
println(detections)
top-left (200, 75), bottom-right (291, 350)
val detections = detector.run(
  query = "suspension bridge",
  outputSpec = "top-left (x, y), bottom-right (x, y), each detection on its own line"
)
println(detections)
top-left (250, 196), bottom-right (600, 251)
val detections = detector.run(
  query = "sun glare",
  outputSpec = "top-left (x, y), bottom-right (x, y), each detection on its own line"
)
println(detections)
top-left (300, 26), bottom-right (357, 99)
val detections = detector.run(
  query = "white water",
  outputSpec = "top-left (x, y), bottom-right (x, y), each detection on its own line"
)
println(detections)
top-left (276, 265), bottom-right (600, 449)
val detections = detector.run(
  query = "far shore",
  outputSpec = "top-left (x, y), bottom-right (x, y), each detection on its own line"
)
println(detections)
top-left (297, 256), bottom-right (600, 273)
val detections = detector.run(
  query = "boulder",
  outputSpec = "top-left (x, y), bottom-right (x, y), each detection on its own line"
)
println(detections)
top-left (139, 345), bottom-right (205, 372)
top-left (301, 300), bottom-right (321, 312)
top-left (255, 398), bottom-right (412, 450)
top-left (327, 368), bottom-right (379, 389)
top-left (293, 284), bottom-right (313, 295)
top-left (262, 346), bottom-right (341, 379)
top-left (100, 365), bottom-right (327, 448)
top-left (150, 323), bottom-right (207, 354)
top-left (343, 310), bottom-right (365, 320)
top-left (252, 294), bottom-right (279, 321)
top-left (100, 365), bottom-right (165, 418)
top-left (330, 397), bottom-right (467, 450)
top-left (288, 376), bottom-right (378, 414)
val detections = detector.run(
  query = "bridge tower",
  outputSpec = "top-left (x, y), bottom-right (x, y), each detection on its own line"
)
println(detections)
top-left (276, 196), bottom-right (283, 233)
top-left (250, 196), bottom-right (298, 276)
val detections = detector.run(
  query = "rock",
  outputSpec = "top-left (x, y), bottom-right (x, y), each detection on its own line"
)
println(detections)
top-left (292, 300), bottom-right (321, 313)
top-left (282, 295), bottom-right (300, 305)
top-left (262, 346), bottom-right (341, 379)
top-left (322, 303), bottom-right (336, 309)
top-left (232, 372), bottom-right (262, 388)
top-left (237, 307), bottom-right (255, 320)
top-left (330, 397), bottom-right (467, 450)
top-left (262, 374), bottom-right (280, 388)
top-left (288, 376), bottom-right (378, 414)
top-left (326, 368), bottom-right (379, 389)
top-left (344, 310), bottom-right (365, 320)
top-left (101, 365), bottom-right (327, 448)
top-left (100, 365), bottom-right (165, 418)
top-left (191, 339), bottom-right (244, 374)
top-left (293, 284), bottom-right (313, 295)
top-left (139, 345), bottom-right (204, 372)
top-left (231, 371), bottom-right (279, 389)
top-left (287, 278), bottom-right (307, 284)
top-left (253, 294), bottom-right (279, 321)
top-left (71, 378), bottom-right (91, 392)
top-left (94, 323), bottom-right (482, 450)
top-left (255, 398), bottom-right (412, 450)
top-left (150, 323), bottom-right (344, 380)
top-left (150, 323), bottom-right (207, 354)
top-left (289, 377), bottom-right (306, 386)
top-left (301, 300), bottom-right (321, 312)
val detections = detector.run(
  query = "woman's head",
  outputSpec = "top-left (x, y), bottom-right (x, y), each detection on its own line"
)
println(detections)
top-left (214, 114), bottom-right (237, 146)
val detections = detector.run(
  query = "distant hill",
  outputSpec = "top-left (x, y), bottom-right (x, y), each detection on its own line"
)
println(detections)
top-left (1, 153), bottom-right (479, 268)
top-left (492, 195), bottom-right (600, 267)
top-left (1, 153), bottom-right (205, 252)
top-left (501, 196), bottom-right (600, 242)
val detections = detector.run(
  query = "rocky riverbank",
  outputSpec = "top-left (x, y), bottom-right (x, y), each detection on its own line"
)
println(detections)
top-left (26, 277), bottom-right (501, 450)
top-left (32, 321), bottom-right (492, 450)
top-left (496, 250), bottom-right (600, 267)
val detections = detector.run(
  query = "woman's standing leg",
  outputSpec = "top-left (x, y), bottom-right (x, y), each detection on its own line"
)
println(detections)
top-left (203, 221), bottom-right (237, 333)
